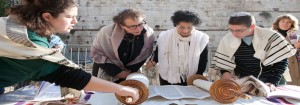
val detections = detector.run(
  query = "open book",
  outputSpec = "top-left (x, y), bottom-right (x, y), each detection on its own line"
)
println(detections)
top-left (267, 85), bottom-right (300, 100)
top-left (34, 81), bottom-right (62, 101)
top-left (148, 85), bottom-right (210, 100)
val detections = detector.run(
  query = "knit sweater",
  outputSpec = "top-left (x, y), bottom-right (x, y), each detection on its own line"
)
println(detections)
top-left (234, 40), bottom-right (287, 85)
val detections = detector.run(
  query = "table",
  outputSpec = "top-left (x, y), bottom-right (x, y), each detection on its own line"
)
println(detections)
top-left (1, 85), bottom-right (300, 105)
top-left (82, 91), bottom-right (300, 105)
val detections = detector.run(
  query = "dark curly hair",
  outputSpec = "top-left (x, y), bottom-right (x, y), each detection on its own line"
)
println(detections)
top-left (9, 0), bottom-right (78, 36)
top-left (171, 10), bottom-right (201, 27)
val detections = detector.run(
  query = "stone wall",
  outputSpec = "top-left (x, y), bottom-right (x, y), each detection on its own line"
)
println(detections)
top-left (65, 0), bottom-right (300, 48)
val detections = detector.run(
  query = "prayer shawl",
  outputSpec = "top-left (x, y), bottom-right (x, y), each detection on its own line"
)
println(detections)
top-left (90, 23), bottom-right (155, 81)
top-left (210, 26), bottom-right (296, 80)
top-left (235, 75), bottom-right (270, 97)
top-left (0, 16), bottom-right (78, 68)
top-left (157, 28), bottom-right (209, 84)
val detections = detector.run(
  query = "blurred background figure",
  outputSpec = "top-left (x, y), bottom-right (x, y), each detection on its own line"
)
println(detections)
top-left (272, 14), bottom-right (300, 86)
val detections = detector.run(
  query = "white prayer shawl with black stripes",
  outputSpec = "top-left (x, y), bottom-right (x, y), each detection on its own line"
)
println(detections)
top-left (212, 26), bottom-right (296, 72)
top-left (0, 16), bottom-right (79, 68)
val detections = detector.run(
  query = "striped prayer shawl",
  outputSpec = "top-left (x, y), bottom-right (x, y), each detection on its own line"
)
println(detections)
top-left (0, 16), bottom-right (79, 68)
top-left (211, 26), bottom-right (296, 72)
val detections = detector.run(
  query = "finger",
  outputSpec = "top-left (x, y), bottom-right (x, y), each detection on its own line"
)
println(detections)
top-left (271, 85), bottom-right (276, 91)
top-left (150, 61), bottom-right (153, 64)
top-left (129, 91), bottom-right (139, 104)
top-left (145, 63), bottom-right (153, 68)
top-left (266, 83), bottom-right (276, 92)
top-left (146, 63), bottom-right (151, 67)
top-left (131, 96), bottom-right (137, 104)
top-left (151, 61), bottom-right (156, 65)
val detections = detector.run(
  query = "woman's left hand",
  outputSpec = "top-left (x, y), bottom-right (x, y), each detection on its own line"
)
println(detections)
top-left (294, 41), bottom-right (300, 48)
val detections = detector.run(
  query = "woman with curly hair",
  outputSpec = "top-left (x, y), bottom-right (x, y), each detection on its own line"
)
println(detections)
top-left (146, 10), bottom-right (209, 85)
top-left (272, 14), bottom-right (300, 86)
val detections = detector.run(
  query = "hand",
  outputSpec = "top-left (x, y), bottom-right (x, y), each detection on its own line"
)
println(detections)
top-left (115, 71), bottom-right (130, 79)
top-left (265, 83), bottom-right (276, 92)
top-left (294, 41), bottom-right (300, 48)
top-left (222, 72), bottom-right (234, 80)
top-left (115, 86), bottom-right (139, 104)
top-left (145, 60), bottom-right (156, 69)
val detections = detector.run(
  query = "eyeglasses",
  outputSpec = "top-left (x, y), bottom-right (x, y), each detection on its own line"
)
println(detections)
top-left (227, 28), bottom-right (249, 33)
top-left (123, 20), bottom-right (146, 30)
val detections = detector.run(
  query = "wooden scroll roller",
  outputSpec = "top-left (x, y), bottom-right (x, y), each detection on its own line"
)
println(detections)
top-left (115, 73), bottom-right (150, 105)
top-left (187, 75), bottom-right (252, 104)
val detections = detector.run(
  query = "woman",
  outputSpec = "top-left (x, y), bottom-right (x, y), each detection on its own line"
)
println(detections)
top-left (0, 0), bottom-right (139, 103)
top-left (146, 10), bottom-right (209, 86)
top-left (90, 9), bottom-right (155, 83)
top-left (272, 14), bottom-right (300, 86)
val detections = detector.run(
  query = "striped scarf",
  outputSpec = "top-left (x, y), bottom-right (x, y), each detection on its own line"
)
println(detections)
top-left (210, 26), bottom-right (296, 79)
top-left (0, 16), bottom-right (79, 68)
